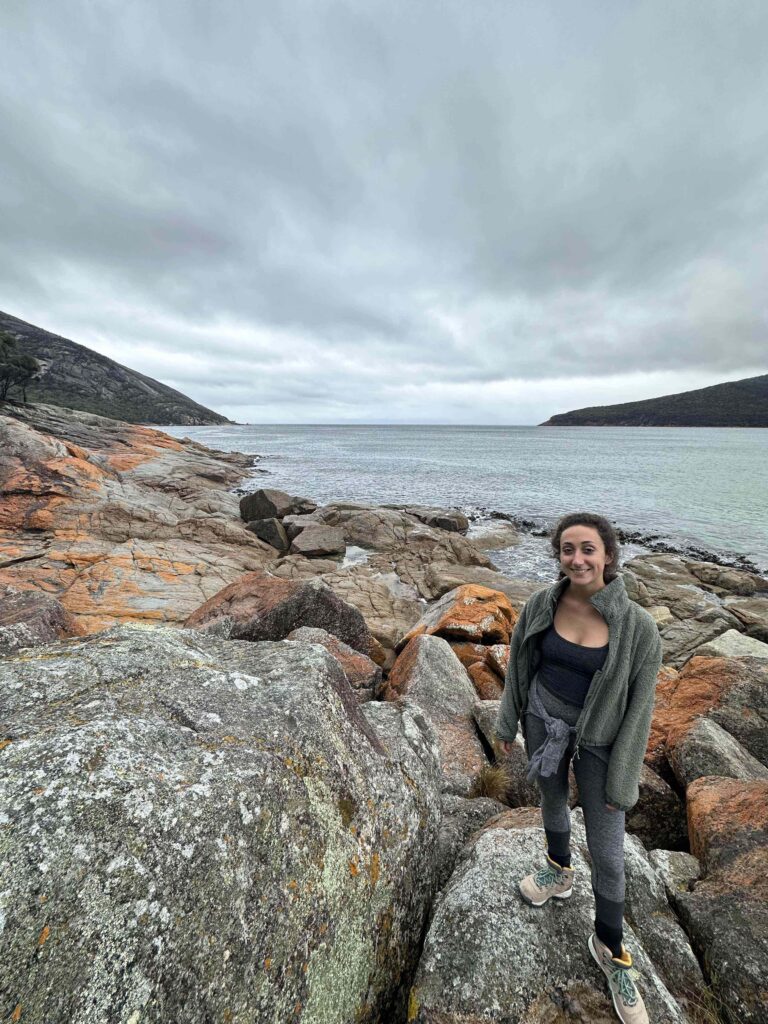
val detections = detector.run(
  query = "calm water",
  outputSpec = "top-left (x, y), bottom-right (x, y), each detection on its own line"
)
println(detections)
top-left (162, 424), bottom-right (768, 574)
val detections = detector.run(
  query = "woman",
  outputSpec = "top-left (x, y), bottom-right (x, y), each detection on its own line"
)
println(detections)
top-left (494, 512), bottom-right (662, 1024)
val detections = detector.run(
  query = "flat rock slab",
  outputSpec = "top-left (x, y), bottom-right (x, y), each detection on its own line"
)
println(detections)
top-left (0, 626), bottom-right (441, 1024)
top-left (695, 627), bottom-right (768, 660)
top-left (289, 525), bottom-right (346, 558)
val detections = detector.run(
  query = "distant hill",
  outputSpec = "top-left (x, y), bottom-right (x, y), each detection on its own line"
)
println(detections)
top-left (0, 311), bottom-right (231, 425)
top-left (541, 374), bottom-right (768, 427)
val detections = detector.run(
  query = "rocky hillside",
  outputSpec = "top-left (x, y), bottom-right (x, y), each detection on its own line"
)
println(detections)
top-left (541, 373), bottom-right (768, 427)
top-left (0, 310), bottom-right (230, 424)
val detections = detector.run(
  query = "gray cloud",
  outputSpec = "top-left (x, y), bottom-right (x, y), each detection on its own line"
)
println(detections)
top-left (1, 0), bottom-right (767, 422)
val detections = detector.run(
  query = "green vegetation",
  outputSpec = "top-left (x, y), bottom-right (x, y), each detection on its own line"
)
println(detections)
top-left (0, 331), bottom-right (40, 402)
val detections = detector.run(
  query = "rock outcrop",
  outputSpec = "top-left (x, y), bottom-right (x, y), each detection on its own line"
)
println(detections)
top-left (0, 626), bottom-right (442, 1024)
top-left (0, 403), bottom-right (275, 632)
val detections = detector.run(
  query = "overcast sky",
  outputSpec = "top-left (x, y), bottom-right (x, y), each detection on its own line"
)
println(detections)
top-left (1, 1), bottom-right (767, 424)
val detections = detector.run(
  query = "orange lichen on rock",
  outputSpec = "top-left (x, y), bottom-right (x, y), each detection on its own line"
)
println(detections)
top-left (686, 776), bottom-right (768, 896)
top-left (467, 661), bottom-right (504, 700)
top-left (645, 656), bottom-right (745, 771)
top-left (399, 585), bottom-right (518, 649)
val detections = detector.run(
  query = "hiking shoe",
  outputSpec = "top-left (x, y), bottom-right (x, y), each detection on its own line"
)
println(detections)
top-left (588, 932), bottom-right (648, 1024)
top-left (518, 854), bottom-right (574, 906)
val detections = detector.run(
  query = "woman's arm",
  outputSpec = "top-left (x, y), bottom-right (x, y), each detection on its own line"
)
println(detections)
top-left (494, 600), bottom-right (530, 744)
top-left (605, 626), bottom-right (663, 812)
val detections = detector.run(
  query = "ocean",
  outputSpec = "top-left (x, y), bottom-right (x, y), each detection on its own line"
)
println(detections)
top-left (162, 424), bottom-right (768, 578)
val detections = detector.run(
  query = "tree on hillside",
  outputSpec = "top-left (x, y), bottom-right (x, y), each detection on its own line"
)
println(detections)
top-left (0, 331), bottom-right (41, 402)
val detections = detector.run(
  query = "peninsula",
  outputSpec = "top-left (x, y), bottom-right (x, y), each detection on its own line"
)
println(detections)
top-left (541, 373), bottom-right (768, 427)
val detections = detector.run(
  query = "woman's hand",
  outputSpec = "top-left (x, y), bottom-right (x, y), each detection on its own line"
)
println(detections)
top-left (605, 803), bottom-right (619, 812)
top-left (500, 740), bottom-right (515, 756)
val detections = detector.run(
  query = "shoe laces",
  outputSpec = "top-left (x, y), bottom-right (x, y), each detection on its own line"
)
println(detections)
top-left (611, 964), bottom-right (641, 1007)
top-left (533, 864), bottom-right (560, 888)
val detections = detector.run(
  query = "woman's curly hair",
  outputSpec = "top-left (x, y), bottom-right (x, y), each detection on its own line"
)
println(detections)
top-left (550, 512), bottom-right (621, 583)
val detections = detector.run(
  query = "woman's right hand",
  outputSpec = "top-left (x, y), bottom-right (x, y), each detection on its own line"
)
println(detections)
top-left (500, 740), bottom-right (514, 756)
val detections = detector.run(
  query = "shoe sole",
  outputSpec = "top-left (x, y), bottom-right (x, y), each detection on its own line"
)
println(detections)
top-left (519, 885), bottom-right (573, 907)
top-left (588, 933), bottom-right (636, 1024)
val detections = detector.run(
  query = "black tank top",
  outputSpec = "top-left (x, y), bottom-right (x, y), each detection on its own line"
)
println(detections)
top-left (537, 624), bottom-right (608, 708)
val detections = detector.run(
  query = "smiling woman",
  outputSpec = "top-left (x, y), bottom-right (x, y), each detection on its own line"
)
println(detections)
top-left (495, 511), bottom-right (662, 1023)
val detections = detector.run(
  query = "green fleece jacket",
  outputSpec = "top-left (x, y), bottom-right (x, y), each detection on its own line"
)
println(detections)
top-left (494, 575), bottom-right (662, 812)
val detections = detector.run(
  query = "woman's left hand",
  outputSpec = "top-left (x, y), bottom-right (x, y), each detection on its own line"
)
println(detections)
top-left (605, 803), bottom-right (619, 812)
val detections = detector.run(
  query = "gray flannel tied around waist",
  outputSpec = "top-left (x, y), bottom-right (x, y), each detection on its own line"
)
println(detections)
top-left (525, 675), bottom-right (577, 782)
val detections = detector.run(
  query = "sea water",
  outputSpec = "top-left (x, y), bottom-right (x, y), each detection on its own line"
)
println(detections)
top-left (162, 424), bottom-right (768, 577)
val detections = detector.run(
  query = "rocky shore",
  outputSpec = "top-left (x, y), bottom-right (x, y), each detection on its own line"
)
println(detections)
top-left (2, 401), bottom-right (768, 1023)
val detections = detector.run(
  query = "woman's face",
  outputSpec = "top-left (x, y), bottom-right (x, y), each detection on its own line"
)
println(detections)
top-left (559, 525), bottom-right (612, 589)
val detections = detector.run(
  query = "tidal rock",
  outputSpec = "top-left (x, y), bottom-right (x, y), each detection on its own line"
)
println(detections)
top-left (674, 776), bottom-right (768, 1024)
top-left (648, 656), bottom-right (768, 778)
top-left (0, 586), bottom-right (81, 654)
top-left (397, 584), bottom-right (517, 650)
top-left (467, 661), bottom-right (503, 700)
top-left (620, 569), bottom-right (653, 607)
top-left (286, 626), bottom-right (382, 702)
top-left (695, 628), bottom-right (768, 660)
top-left (687, 561), bottom-right (768, 597)
top-left (245, 516), bottom-right (289, 552)
top-left (407, 812), bottom-right (686, 1023)
top-left (390, 505), bottom-right (470, 533)
top-left (237, 485), bottom-right (315, 520)
top-left (282, 512), bottom-right (320, 540)
top-left (185, 570), bottom-right (374, 656)
top-left (723, 594), bottom-right (768, 642)
top-left (465, 520), bottom-right (521, 550)
top-left (0, 627), bottom-right (442, 1024)
top-left (307, 505), bottom-right (493, 600)
top-left (626, 554), bottom-right (722, 620)
top-left (289, 525), bottom-right (346, 558)
top-left (381, 634), bottom-right (487, 796)
top-left (648, 604), bottom-right (675, 628)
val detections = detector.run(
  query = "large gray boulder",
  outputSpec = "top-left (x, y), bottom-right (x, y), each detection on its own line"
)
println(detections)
top-left (0, 627), bottom-right (442, 1024)
top-left (407, 811), bottom-right (687, 1022)
top-left (184, 569), bottom-right (374, 656)
top-left (668, 716), bottom-right (768, 787)
top-left (383, 634), bottom-right (488, 797)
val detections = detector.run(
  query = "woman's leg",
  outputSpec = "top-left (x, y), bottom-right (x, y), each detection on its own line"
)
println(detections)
top-left (573, 748), bottom-right (626, 958)
top-left (524, 710), bottom-right (573, 867)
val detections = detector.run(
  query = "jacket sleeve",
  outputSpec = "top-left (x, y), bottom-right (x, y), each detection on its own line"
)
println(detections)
top-left (605, 626), bottom-right (663, 812)
top-left (494, 600), bottom-right (530, 743)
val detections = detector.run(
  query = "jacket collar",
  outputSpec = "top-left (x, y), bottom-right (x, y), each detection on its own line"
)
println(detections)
top-left (548, 574), bottom-right (629, 623)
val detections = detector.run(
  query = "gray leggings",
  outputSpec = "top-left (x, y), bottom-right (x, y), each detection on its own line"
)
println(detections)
top-left (523, 680), bottom-right (625, 947)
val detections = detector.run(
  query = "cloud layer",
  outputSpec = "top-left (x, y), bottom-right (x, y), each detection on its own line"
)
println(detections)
top-left (1, 1), bottom-right (767, 422)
